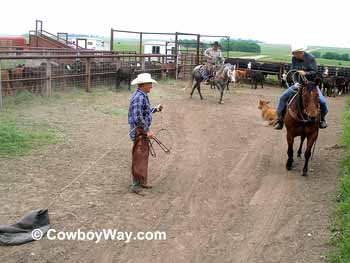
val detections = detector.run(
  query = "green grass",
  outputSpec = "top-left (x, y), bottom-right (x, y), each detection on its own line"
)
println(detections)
top-left (328, 98), bottom-right (350, 263)
top-left (227, 51), bottom-right (259, 57)
top-left (309, 46), bottom-right (350, 55)
top-left (260, 43), bottom-right (291, 56)
top-left (93, 105), bottom-right (128, 116)
top-left (0, 117), bottom-right (57, 156)
top-left (113, 39), bottom-right (140, 52)
top-left (316, 58), bottom-right (350, 67)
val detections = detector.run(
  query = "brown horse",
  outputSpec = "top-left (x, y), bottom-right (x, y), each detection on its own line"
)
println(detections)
top-left (284, 79), bottom-right (321, 176)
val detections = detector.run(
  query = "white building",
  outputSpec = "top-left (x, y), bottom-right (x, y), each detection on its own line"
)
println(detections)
top-left (68, 35), bottom-right (107, 50)
top-left (143, 41), bottom-right (179, 62)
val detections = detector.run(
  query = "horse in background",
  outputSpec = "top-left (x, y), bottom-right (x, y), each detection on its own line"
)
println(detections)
top-left (209, 63), bottom-right (236, 103)
top-left (190, 63), bottom-right (235, 104)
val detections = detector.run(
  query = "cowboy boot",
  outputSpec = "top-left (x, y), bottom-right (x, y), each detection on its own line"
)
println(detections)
top-left (274, 109), bottom-right (286, 130)
top-left (320, 111), bottom-right (328, 129)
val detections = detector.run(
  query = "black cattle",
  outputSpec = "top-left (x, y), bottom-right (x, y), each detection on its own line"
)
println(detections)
top-left (22, 65), bottom-right (46, 95)
top-left (248, 70), bottom-right (264, 89)
top-left (260, 62), bottom-right (281, 73)
top-left (335, 76), bottom-right (348, 96)
top-left (322, 76), bottom-right (335, 97)
top-left (115, 67), bottom-right (134, 91)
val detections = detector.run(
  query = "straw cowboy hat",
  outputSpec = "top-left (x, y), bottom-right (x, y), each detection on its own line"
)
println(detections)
top-left (291, 43), bottom-right (307, 53)
top-left (131, 73), bottom-right (157, 85)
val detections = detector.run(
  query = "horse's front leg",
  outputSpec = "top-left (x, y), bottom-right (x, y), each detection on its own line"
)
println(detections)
top-left (302, 134), bottom-right (318, 176)
top-left (286, 132), bottom-right (294, 170)
top-left (297, 136), bottom-right (306, 158)
top-left (218, 82), bottom-right (224, 104)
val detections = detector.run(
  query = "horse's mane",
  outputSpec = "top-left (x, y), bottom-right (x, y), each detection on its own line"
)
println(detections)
top-left (306, 81), bottom-right (315, 93)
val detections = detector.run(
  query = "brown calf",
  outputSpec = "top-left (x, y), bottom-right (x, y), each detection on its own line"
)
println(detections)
top-left (258, 99), bottom-right (277, 125)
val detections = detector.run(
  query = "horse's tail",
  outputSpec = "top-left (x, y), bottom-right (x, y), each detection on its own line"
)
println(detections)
top-left (186, 70), bottom-right (195, 90)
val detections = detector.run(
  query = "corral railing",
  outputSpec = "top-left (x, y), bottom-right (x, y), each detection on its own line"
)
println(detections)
top-left (0, 53), bottom-right (176, 109)
top-left (226, 57), bottom-right (350, 85)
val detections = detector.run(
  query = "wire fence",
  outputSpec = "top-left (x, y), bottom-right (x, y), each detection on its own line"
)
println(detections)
top-left (0, 53), bottom-right (177, 109)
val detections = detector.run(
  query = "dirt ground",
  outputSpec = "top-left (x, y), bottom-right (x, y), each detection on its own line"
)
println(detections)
top-left (0, 81), bottom-right (346, 263)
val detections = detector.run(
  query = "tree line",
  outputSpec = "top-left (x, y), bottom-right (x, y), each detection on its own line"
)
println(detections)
top-left (311, 51), bottom-right (350, 61)
top-left (178, 39), bottom-right (261, 53)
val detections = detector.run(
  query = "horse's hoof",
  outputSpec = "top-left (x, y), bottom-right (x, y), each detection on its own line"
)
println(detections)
top-left (301, 172), bottom-right (308, 177)
top-left (219, 101), bottom-right (224, 104)
top-left (286, 160), bottom-right (293, 170)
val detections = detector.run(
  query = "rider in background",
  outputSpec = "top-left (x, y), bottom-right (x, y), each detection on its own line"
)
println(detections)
top-left (274, 44), bottom-right (328, 130)
top-left (202, 41), bottom-right (224, 84)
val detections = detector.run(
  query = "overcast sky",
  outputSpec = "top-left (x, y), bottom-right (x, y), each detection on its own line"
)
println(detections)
top-left (1, 0), bottom-right (349, 48)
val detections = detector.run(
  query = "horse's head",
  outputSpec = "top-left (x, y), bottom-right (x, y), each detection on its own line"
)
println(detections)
top-left (258, 99), bottom-right (270, 109)
top-left (226, 64), bottom-right (236, 82)
top-left (300, 81), bottom-right (320, 122)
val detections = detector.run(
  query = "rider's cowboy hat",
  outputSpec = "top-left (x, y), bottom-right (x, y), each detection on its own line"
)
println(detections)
top-left (212, 41), bottom-right (221, 47)
top-left (131, 73), bottom-right (157, 85)
top-left (291, 43), bottom-right (307, 53)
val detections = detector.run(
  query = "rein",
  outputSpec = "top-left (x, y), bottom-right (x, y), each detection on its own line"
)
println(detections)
top-left (288, 87), bottom-right (310, 124)
top-left (286, 70), bottom-right (313, 124)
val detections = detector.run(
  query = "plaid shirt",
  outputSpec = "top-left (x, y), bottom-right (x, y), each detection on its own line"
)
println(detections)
top-left (128, 89), bottom-right (155, 140)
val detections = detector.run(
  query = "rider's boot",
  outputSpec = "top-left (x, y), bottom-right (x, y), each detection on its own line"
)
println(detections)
top-left (274, 109), bottom-right (286, 130)
top-left (320, 111), bottom-right (328, 129)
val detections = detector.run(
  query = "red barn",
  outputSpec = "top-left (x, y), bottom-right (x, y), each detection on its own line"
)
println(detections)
top-left (0, 36), bottom-right (27, 48)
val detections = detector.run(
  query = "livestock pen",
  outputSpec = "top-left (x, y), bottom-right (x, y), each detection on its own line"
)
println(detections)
top-left (0, 51), bottom-right (177, 109)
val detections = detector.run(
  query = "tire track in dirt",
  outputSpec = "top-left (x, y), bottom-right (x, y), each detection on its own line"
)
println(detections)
top-left (87, 88), bottom-right (345, 263)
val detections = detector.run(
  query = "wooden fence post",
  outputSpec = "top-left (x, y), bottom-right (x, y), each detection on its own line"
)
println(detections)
top-left (196, 34), bottom-right (200, 65)
top-left (86, 58), bottom-right (91, 92)
top-left (175, 32), bottom-right (179, 80)
top-left (0, 61), bottom-right (2, 110)
top-left (110, 28), bottom-right (114, 51)
top-left (45, 59), bottom-right (52, 97)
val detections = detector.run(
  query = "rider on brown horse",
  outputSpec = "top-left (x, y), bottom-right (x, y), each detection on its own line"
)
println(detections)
top-left (274, 44), bottom-right (328, 130)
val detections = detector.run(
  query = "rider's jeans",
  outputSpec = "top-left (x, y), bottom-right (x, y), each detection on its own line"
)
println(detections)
top-left (276, 84), bottom-right (328, 116)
